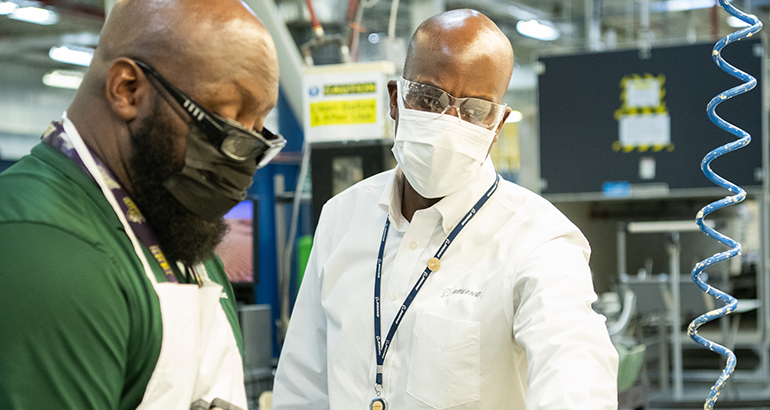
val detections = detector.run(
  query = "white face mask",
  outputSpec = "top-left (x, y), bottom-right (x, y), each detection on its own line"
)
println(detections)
top-left (392, 81), bottom-right (499, 199)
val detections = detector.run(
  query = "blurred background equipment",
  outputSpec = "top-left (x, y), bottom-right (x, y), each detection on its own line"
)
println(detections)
top-left (3, 0), bottom-right (770, 408)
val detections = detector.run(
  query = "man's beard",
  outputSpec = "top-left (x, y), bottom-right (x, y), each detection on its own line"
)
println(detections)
top-left (129, 102), bottom-right (229, 266)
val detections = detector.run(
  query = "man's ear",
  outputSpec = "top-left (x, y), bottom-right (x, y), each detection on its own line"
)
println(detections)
top-left (105, 58), bottom-right (152, 122)
top-left (490, 106), bottom-right (512, 145)
top-left (493, 107), bottom-right (512, 142)
top-left (387, 80), bottom-right (398, 121)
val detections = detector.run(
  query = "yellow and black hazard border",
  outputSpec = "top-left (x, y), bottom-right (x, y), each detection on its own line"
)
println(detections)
top-left (611, 141), bottom-right (674, 153)
top-left (613, 73), bottom-right (674, 153)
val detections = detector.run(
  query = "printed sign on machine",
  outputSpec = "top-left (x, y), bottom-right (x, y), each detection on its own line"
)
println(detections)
top-left (303, 61), bottom-right (395, 143)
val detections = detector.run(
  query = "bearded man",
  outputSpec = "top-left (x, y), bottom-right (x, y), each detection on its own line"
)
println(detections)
top-left (272, 9), bottom-right (618, 410)
top-left (0, 0), bottom-right (284, 408)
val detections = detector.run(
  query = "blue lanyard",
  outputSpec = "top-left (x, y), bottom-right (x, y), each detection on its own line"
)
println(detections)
top-left (373, 174), bottom-right (500, 395)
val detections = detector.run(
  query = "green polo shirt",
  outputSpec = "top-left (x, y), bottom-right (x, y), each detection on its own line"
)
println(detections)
top-left (0, 142), bottom-right (243, 409)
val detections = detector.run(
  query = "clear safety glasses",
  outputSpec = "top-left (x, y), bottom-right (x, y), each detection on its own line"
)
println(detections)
top-left (398, 78), bottom-right (507, 130)
top-left (134, 59), bottom-right (286, 166)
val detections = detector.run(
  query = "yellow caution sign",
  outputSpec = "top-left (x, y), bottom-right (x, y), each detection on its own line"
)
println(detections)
top-left (310, 99), bottom-right (378, 127)
top-left (615, 73), bottom-right (667, 118)
top-left (614, 72), bottom-right (672, 152)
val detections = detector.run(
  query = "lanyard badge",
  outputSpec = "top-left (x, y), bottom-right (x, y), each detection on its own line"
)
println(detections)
top-left (371, 174), bottom-right (500, 409)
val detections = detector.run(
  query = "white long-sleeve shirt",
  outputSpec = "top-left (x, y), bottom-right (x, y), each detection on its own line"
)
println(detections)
top-left (272, 159), bottom-right (618, 410)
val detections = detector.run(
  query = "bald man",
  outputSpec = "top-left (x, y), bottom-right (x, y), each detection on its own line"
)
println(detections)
top-left (0, 0), bottom-right (283, 409)
top-left (272, 9), bottom-right (618, 410)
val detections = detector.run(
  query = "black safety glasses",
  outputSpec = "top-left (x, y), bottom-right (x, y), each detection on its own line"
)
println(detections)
top-left (133, 59), bottom-right (286, 166)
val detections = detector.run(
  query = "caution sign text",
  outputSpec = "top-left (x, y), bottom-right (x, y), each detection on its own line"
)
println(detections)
top-left (310, 99), bottom-right (377, 126)
top-left (324, 82), bottom-right (376, 95)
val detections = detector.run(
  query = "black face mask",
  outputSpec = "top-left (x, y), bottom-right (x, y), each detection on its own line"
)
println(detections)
top-left (129, 105), bottom-right (228, 266)
top-left (163, 123), bottom-right (259, 222)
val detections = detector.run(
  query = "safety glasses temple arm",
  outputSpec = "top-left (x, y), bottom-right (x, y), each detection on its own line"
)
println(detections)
top-left (133, 60), bottom-right (224, 138)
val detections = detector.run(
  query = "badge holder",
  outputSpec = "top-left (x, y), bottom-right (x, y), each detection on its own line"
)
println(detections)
top-left (369, 397), bottom-right (387, 410)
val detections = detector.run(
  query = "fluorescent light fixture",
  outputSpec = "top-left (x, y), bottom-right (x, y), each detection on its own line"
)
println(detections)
top-left (49, 45), bottom-right (94, 66)
top-left (516, 20), bottom-right (560, 41)
top-left (727, 15), bottom-right (751, 28)
top-left (61, 32), bottom-right (100, 47)
top-left (43, 70), bottom-right (84, 89)
top-left (505, 110), bottom-right (523, 123)
top-left (650, 0), bottom-right (715, 12)
top-left (8, 6), bottom-right (59, 25)
top-left (0, 1), bottom-right (18, 15)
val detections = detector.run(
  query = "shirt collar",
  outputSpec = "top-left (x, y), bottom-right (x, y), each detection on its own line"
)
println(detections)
top-left (378, 166), bottom-right (409, 231)
top-left (378, 158), bottom-right (497, 235)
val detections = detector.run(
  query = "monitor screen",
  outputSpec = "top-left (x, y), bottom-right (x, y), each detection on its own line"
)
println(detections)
top-left (216, 200), bottom-right (256, 286)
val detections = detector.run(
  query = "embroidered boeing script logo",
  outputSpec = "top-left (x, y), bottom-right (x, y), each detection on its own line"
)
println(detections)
top-left (441, 287), bottom-right (482, 298)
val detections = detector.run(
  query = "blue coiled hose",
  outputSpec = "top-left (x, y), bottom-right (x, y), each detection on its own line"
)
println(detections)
top-left (687, 2), bottom-right (762, 408)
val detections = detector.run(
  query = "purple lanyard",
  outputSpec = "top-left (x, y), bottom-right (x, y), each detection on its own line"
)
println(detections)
top-left (373, 174), bottom-right (500, 396)
top-left (42, 121), bottom-right (182, 283)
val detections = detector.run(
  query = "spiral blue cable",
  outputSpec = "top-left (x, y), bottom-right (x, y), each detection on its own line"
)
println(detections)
top-left (687, 2), bottom-right (762, 408)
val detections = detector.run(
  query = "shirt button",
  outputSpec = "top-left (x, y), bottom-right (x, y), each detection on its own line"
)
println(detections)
top-left (391, 291), bottom-right (399, 300)
top-left (409, 241), bottom-right (418, 250)
top-left (445, 224), bottom-right (454, 231)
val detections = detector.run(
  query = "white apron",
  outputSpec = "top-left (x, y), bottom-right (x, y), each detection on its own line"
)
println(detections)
top-left (62, 113), bottom-right (248, 410)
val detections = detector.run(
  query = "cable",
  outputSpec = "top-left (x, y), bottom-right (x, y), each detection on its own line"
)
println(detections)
top-left (687, 2), bottom-right (761, 408)
top-left (350, 0), bottom-right (380, 62)
top-left (387, 0), bottom-right (400, 40)
top-left (346, 0), bottom-right (359, 30)
top-left (304, 0), bottom-right (324, 37)
top-left (278, 139), bottom-right (311, 343)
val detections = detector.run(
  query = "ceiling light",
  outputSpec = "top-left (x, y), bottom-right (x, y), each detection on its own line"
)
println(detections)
top-left (0, 1), bottom-right (17, 15)
top-left (43, 70), bottom-right (84, 89)
top-left (727, 15), bottom-right (751, 28)
top-left (516, 20), bottom-right (560, 41)
top-left (49, 45), bottom-right (94, 66)
top-left (8, 6), bottom-right (59, 25)
top-left (505, 110), bottom-right (523, 123)
top-left (650, 0), bottom-right (715, 12)
top-left (61, 32), bottom-right (100, 47)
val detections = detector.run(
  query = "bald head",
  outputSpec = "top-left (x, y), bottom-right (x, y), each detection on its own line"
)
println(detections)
top-left (63, 0), bottom-right (282, 264)
top-left (84, 0), bottom-right (278, 98)
top-left (68, 0), bottom-right (280, 197)
top-left (403, 9), bottom-right (513, 102)
top-left (387, 9), bottom-right (514, 211)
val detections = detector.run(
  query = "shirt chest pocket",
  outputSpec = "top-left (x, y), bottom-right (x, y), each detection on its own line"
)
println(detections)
top-left (406, 312), bottom-right (480, 409)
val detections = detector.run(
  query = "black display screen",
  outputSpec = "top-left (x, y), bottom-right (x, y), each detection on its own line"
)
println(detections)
top-left (538, 39), bottom-right (763, 198)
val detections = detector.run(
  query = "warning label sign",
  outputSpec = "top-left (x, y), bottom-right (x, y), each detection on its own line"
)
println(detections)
top-left (324, 82), bottom-right (376, 95)
top-left (309, 99), bottom-right (377, 126)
